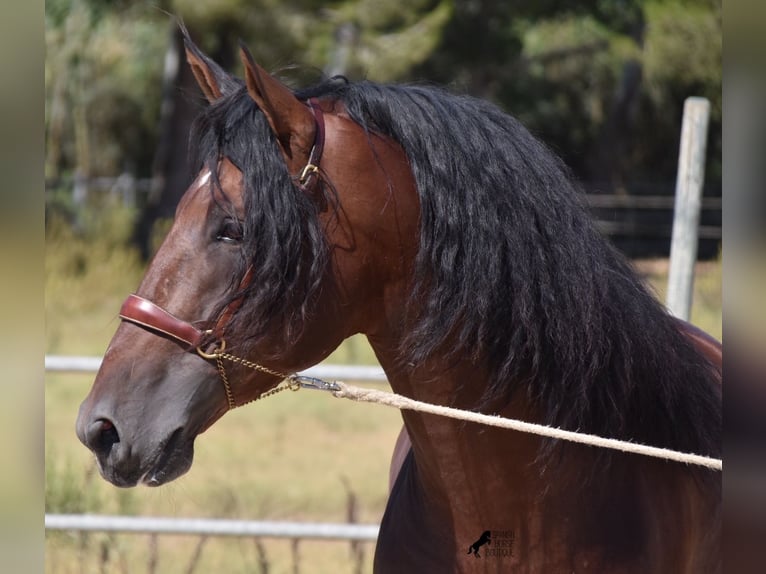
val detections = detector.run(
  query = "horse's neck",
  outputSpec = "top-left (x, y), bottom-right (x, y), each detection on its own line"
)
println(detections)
top-left (368, 335), bottom-right (549, 526)
top-left (367, 334), bottom-right (719, 573)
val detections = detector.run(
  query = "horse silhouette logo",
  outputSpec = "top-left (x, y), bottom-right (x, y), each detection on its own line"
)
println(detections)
top-left (467, 530), bottom-right (492, 557)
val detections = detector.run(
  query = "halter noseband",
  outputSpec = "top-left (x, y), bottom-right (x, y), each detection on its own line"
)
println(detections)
top-left (119, 294), bottom-right (206, 348)
top-left (118, 98), bottom-right (327, 409)
top-left (119, 293), bottom-right (293, 411)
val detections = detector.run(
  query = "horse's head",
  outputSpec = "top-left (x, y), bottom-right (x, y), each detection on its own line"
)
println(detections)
top-left (76, 33), bottom-right (418, 487)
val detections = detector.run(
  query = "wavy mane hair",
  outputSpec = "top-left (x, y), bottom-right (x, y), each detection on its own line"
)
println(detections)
top-left (189, 74), bottom-right (721, 477)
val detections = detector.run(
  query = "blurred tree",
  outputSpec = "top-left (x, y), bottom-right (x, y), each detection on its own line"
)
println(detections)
top-left (638, 0), bottom-right (721, 183)
top-left (45, 0), bottom-right (721, 256)
top-left (311, 0), bottom-right (452, 81)
top-left (416, 0), bottom-right (720, 193)
top-left (45, 0), bottom-right (166, 180)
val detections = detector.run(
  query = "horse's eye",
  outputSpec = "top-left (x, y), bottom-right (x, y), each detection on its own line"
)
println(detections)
top-left (216, 219), bottom-right (243, 244)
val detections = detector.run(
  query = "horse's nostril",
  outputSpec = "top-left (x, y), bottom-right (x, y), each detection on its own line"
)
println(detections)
top-left (87, 418), bottom-right (121, 455)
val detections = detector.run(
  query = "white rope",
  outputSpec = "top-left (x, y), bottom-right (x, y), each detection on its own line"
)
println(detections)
top-left (331, 382), bottom-right (722, 471)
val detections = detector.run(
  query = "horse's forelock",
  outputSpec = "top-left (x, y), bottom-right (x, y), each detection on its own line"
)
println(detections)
top-left (189, 86), bottom-right (329, 352)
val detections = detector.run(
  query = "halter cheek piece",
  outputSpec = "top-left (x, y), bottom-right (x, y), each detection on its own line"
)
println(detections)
top-left (297, 99), bottom-right (325, 193)
top-left (118, 99), bottom-right (333, 410)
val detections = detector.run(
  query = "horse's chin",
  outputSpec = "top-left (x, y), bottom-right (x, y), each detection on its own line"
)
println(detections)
top-left (139, 431), bottom-right (195, 487)
top-left (96, 429), bottom-right (195, 488)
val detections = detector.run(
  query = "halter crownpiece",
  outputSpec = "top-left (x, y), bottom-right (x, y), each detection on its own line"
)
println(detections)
top-left (297, 98), bottom-right (325, 193)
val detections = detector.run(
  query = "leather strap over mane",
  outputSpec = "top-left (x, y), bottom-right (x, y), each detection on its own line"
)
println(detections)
top-left (297, 98), bottom-right (325, 193)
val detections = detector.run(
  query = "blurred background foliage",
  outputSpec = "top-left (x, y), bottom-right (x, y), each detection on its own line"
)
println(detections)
top-left (45, 0), bottom-right (721, 257)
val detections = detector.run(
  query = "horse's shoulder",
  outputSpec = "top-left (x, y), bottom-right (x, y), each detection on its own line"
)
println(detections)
top-left (674, 317), bottom-right (722, 378)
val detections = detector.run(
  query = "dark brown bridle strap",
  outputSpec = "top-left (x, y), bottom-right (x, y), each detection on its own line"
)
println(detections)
top-left (297, 98), bottom-right (325, 193)
top-left (211, 265), bottom-right (254, 338)
top-left (119, 295), bottom-right (205, 347)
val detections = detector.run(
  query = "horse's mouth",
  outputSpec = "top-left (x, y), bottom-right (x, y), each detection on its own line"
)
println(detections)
top-left (94, 427), bottom-right (194, 488)
top-left (139, 428), bottom-right (194, 487)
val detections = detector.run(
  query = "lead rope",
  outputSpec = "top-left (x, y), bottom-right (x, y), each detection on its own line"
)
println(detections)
top-left (202, 346), bottom-right (722, 471)
top-left (330, 382), bottom-right (723, 470)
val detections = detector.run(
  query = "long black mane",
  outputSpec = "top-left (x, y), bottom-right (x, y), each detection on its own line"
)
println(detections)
top-left (189, 71), bottom-right (720, 477)
top-left (331, 82), bottom-right (720, 471)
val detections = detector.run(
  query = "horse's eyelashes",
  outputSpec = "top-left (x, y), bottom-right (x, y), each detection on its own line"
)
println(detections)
top-left (216, 218), bottom-right (243, 244)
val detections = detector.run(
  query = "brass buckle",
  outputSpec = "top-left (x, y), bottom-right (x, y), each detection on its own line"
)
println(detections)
top-left (299, 163), bottom-right (319, 185)
top-left (196, 338), bottom-right (226, 360)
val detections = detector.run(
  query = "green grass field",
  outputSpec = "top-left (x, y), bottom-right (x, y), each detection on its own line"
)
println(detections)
top-left (45, 209), bottom-right (721, 573)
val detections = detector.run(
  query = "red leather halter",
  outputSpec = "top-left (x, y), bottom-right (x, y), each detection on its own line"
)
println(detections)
top-left (119, 295), bottom-right (206, 348)
top-left (117, 98), bottom-right (326, 408)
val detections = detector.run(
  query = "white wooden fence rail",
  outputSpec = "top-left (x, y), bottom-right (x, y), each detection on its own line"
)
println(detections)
top-left (45, 514), bottom-right (380, 541)
top-left (45, 355), bottom-right (388, 382)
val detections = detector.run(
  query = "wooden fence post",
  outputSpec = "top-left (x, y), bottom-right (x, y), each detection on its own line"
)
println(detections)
top-left (666, 97), bottom-right (711, 320)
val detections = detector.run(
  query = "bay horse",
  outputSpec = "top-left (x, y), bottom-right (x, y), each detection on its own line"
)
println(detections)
top-left (76, 30), bottom-right (721, 573)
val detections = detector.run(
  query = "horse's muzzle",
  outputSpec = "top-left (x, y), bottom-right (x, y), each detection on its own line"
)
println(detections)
top-left (76, 408), bottom-right (193, 487)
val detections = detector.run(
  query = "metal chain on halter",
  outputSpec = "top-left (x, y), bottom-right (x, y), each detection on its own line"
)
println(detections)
top-left (200, 342), bottom-right (337, 410)
top-left (213, 354), bottom-right (237, 409)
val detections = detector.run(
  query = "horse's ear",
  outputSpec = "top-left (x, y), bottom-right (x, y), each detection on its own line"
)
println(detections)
top-left (238, 42), bottom-right (315, 164)
top-left (182, 28), bottom-right (228, 103)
